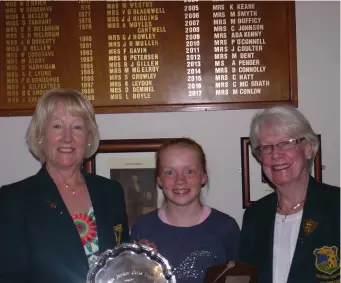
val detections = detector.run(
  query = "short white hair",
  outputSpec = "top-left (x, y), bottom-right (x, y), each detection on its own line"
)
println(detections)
top-left (249, 105), bottom-right (319, 170)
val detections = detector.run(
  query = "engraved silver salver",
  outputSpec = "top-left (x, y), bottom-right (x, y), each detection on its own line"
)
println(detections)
top-left (87, 243), bottom-right (176, 283)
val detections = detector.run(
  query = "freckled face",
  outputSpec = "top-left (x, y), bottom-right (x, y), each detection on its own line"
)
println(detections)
top-left (259, 125), bottom-right (312, 188)
top-left (157, 146), bottom-right (207, 207)
top-left (42, 103), bottom-right (89, 171)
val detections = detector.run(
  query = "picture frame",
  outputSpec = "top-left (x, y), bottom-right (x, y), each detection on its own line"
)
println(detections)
top-left (84, 138), bottom-right (174, 230)
top-left (240, 135), bottom-right (322, 208)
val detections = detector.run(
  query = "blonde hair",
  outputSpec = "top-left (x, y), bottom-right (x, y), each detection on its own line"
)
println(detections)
top-left (26, 88), bottom-right (100, 162)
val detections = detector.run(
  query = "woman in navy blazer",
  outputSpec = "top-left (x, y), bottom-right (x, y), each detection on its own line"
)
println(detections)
top-left (0, 88), bottom-right (129, 283)
top-left (239, 105), bottom-right (340, 283)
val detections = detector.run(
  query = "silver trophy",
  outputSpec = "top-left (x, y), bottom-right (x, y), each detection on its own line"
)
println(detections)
top-left (87, 243), bottom-right (176, 283)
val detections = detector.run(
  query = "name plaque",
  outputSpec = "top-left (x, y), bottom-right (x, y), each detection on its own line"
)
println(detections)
top-left (0, 1), bottom-right (297, 116)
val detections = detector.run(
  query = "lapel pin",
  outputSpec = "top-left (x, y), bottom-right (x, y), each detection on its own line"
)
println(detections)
top-left (47, 200), bottom-right (57, 209)
top-left (303, 219), bottom-right (318, 236)
top-left (113, 224), bottom-right (122, 245)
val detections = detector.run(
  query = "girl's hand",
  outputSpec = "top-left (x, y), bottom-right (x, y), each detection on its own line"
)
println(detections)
top-left (134, 239), bottom-right (158, 252)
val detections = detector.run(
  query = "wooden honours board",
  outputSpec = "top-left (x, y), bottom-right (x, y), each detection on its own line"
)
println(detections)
top-left (1, 1), bottom-right (297, 116)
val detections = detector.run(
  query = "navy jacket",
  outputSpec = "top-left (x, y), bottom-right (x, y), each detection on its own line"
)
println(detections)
top-left (0, 166), bottom-right (129, 283)
top-left (239, 176), bottom-right (340, 283)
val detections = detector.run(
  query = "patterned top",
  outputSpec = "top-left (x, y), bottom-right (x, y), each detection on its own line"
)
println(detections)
top-left (72, 207), bottom-right (99, 267)
top-left (130, 208), bottom-right (240, 283)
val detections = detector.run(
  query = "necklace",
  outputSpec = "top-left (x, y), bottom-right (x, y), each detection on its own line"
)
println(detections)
top-left (64, 183), bottom-right (76, 195)
top-left (277, 199), bottom-right (305, 222)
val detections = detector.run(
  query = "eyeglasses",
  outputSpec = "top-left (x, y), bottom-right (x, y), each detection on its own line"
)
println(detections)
top-left (255, 137), bottom-right (306, 156)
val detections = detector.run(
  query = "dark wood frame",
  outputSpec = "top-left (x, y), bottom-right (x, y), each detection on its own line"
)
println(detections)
top-left (84, 138), bottom-right (174, 231)
top-left (0, 2), bottom-right (297, 116)
top-left (240, 135), bottom-right (322, 208)
top-left (83, 138), bottom-right (174, 173)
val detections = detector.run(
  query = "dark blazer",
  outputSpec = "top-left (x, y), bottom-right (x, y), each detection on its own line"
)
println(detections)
top-left (0, 166), bottom-right (130, 283)
top-left (239, 176), bottom-right (340, 283)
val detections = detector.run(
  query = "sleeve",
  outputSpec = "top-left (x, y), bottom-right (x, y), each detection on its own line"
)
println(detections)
top-left (226, 218), bottom-right (241, 260)
top-left (130, 217), bottom-right (142, 243)
top-left (239, 206), bottom-right (255, 264)
top-left (0, 185), bottom-right (32, 283)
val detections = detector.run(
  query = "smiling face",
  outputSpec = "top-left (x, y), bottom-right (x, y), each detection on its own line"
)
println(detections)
top-left (258, 124), bottom-right (312, 188)
top-left (157, 146), bottom-right (207, 207)
top-left (42, 103), bottom-right (89, 171)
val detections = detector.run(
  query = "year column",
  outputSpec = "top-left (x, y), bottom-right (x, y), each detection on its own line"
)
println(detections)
top-left (78, 0), bottom-right (95, 101)
top-left (184, 0), bottom-right (202, 97)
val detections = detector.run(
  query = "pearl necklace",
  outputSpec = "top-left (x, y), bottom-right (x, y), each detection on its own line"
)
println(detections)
top-left (277, 199), bottom-right (305, 222)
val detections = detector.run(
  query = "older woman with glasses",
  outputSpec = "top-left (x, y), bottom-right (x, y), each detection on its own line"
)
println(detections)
top-left (239, 105), bottom-right (340, 283)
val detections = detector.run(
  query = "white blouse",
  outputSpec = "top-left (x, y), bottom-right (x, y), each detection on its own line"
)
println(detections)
top-left (273, 210), bottom-right (303, 283)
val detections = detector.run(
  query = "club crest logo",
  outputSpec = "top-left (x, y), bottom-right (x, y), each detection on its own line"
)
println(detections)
top-left (314, 246), bottom-right (340, 275)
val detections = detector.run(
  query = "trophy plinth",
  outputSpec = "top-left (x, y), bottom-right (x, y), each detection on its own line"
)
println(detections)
top-left (204, 261), bottom-right (257, 283)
